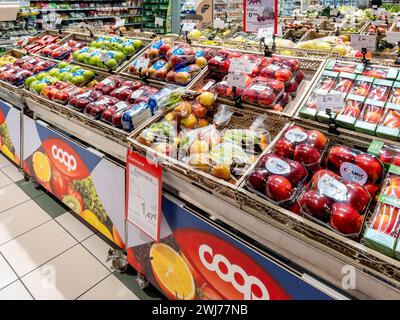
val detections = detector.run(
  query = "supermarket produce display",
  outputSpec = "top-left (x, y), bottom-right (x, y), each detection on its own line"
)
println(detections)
top-left (2, 1), bottom-right (400, 300)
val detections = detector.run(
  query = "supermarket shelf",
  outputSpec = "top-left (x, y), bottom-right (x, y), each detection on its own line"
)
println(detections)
top-left (36, 6), bottom-right (142, 12)
top-left (61, 14), bottom-right (142, 21)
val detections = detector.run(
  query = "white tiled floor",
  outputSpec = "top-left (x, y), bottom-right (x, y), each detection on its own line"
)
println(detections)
top-left (0, 154), bottom-right (143, 300)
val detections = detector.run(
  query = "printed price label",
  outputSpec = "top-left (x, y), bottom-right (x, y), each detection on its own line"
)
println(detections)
top-left (265, 158), bottom-right (291, 175)
top-left (136, 57), bottom-right (150, 70)
top-left (350, 34), bottom-right (377, 51)
top-left (214, 18), bottom-right (225, 29)
top-left (126, 150), bottom-right (162, 242)
top-left (316, 93), bottom-right (344, 112)
top-left (155, 17), bottom-right (164, 27)
top-left (226, 72), bottom-right (247, 89)
top-left (100, 52), bottom-right (109, 63)
top-left (56, 17), bottom-right (62, 25)
top-left (115, 18), bottom-right (126, 27)
top-left (258, 27), bottom-right (273, 38)
top-left (182, 22), bottom-right (196, 32)
top-left (387, 32), bottom-right (400, 44)
top-left (229, 58), bottom-right (255, 74)
top-left (318, 174), bottom-right (348, 202)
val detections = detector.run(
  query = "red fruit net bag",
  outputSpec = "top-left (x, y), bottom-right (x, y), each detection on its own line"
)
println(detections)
top-left (298, 169), bottom-right (370, 237)
top-left (246, 153), bottom-right (307, 208)
top-left (272, 125), bottom-right (328, 173)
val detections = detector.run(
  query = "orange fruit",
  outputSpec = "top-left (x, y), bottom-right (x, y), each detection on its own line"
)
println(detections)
top-left (32, 151), bottom-right (51, 184)
top-left (150, 243), bottom-right (195, 300)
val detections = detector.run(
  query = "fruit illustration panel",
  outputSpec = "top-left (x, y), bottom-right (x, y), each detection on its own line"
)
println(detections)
top-left (0, 99), bottom-right (21, 166)
top-left (127, 194), bottom-right (334, 300)
top-left (22, 116), bottom-right (125, 249)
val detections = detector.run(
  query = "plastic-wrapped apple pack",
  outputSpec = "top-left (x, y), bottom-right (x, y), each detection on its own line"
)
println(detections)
top-left (272, 124), bottom-right (328, 173)
top-left (247, 153), bottom-right (308, 207)
top-left (326, 145), bottom-right (384, 197)
top-left (364, 165), bottom-right (400, 258)
top-left (298, 169), bottom-right (370, 237)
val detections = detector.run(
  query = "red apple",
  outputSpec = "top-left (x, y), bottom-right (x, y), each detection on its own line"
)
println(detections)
top-left (311, 169), bottom-right (341, 189)
top-left (299, 189), bottom-right (332, 222)
top-left (363, 183), bottom-right (380, 198)
top-left (248, 168), bottom-right (269, 192)
top-left (275, 69), bottom-right (292, 82)
top-left (379, 148), bottom-right (393, 164)
top-left (345, 181), bottom-right (371, 214)
top-left (354, 153), bottom-right (383, 184)
top-left (274, 138), bottom-right (295, 158)
top-left (258, 153), bottom-right (280, 168)
top-left (50, 168), bottom-right (70, 199)
top-left (294, 144), bottom-right (321, 165)
top-left (257, 91), bottom-right (276, 108)
top-left (266, 175), bottom-right (293, 202)
top-left (287, 159), bottom-right (308, 186)
top-left (306, 130), bottom-right (327, 150)
top-left (328, 146), bottom-right (355, 169)
top-left (330, 203), bottom-right (363, 235)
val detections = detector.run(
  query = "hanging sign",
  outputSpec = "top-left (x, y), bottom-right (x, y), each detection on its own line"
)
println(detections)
top-left (244, 0), bottom-right (277, 33)
top-left (126, 150), bottom-right (162, 242)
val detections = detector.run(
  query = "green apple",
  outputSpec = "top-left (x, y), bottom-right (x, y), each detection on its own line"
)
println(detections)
top-left (105, 59), bottom-right (117, 69)
top-left (113, 51), bottom-right (125, 62)
top-left (89, 41), bottom-right (97, 48)
top-left (133, 39), bottom-right (144, 49)
top-left (89, 55), bottom-right (101, 66)
top-left (71, 65), bottom-right (82, 72)
top-left (123, 45), bottom-right (136, 56)
top-left (70, 75), bottom-right (85, 85)
top-left (96, 60), bottom-right (105, 68)
top-left (58, 62), bottom-right (69, 69)
top-left (60, 72), bottom-right (73, 81)
top-left (36, 72), bottom-right (49, 80)
top-left (49, 68), bottom-right (60, 77)
top-left (33, 82), bottom-right (47, 94)
top-left (72, 51), bottom-right (80, 60)
top-left (25, 76), bottom-right (37, 88)
top-left (82, 70), bottom-right (95, 80)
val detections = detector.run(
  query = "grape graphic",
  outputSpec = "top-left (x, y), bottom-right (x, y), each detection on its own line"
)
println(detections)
top-left (248, 0), bottom-right (262, 3)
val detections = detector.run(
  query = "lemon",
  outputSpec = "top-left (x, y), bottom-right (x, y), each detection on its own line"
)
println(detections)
top-left (32, 151), bottom-right (51, 183)
top-left (1, 145), bottom-right (15, 163)
top-left (150, 243), bottom-right (195, 300)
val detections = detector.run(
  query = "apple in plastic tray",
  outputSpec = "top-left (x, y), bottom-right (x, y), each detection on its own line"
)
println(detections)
top-left (92, 76), bottom-right (125, 95)
top-left (327, 145), bottom-right (384, 196)
top-left (84, 96), bottom-right (119, 118)
top-left (299, 169), bottom-right (369, 235)
top-left (242, 77), bottom-right (284, 108)
top-left (69, 90), bottom-right (103, 110)
top-left (101, 101), bottom-right (132, 125)
top-left (247, 153), bottom-right (307, 206)
top-left (273, 125), bottom-right (327, 172)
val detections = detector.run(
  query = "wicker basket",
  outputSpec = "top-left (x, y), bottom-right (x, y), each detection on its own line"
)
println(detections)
top-left (120, 41), bottom-right (219, 88)
top-left (127, 102), bottom-right (288, 206)
top-left (236, 120), bottom-right (400, 289)
top-left (186, 48), bottom-right (325, 119)
top-left (0, 49), bottom-right (29, 109)
top-left (22, 89), bottom-right (132, 146)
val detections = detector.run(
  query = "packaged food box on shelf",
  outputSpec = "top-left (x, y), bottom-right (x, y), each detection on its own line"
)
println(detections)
top-left (363, 165), bottom-right (400, 259)
top-left (122, 38), bottom-right (216, 86)
top-left (128, 90), bottom-right (288, 205)
top-left (72, 34), bottom-right (150, 72)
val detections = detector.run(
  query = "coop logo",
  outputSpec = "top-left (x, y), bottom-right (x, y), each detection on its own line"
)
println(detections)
top-left (42, 138), bottom-right (89, 179)
top-left (199, 244), bottom-right (269, 300)
top-left (52, 145), bottom-right (77, 172)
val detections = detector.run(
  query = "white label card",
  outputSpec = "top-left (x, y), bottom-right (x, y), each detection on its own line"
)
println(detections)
top-left (182, 22), bottom-right (196, 32)
top-left (226, 72), bottom-right (247, 89)
top-left (350, 34), bottom-right (377, 51)
top-left (155, 17), bottom-right (164, 27)
top-left (136, 57), bottom-right (150, 70)
top-left (258, 27), bottom-right (273, 38)
top-left (115, 18), bottom-right (125, 27)
top-left (387, 32), bottom-right (400, 44)
top-left (229, 58), bottom-right (255, 74)
top-left (316, 93), bottom-right (344, 112)
top-left (214, 18), bottom-right (225, 29)
top-left (56, 17), bottom-right (62, 25)
top-left (100, 52), bottom-right (109, 63)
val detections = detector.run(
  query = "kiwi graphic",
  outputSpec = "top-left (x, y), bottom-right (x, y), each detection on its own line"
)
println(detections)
top-left (62, 195), bottom-right (83, 213)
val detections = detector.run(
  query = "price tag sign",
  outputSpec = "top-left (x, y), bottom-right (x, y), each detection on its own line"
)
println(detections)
top-left (182, 22), bottom-right (196, 32)
top-left (56, 17), bottom-right (62, 25)
top-left (214, 18), bottom-right (225, 29)
top-left (387, 32), bottom-right (400, 44)
top-left (229, 58), bottom-right (255, 74)
top-left (126, 150), bottom-right (162, 242)
top-left (316, 93), bottom-right (344, 112)
top-left (155, 17), bottom-right (164, 27)
top-left (396, 21), bottom-right (400, 28)
top-left (258, 27), bottom-right (273, 38)
top-left (115, 18), bottom-right (125, 27)
top-left (100, 52), bottom-right (109, 63)
top-left (227, 72), bottom-right (248, 89)
top-left (136, 57), bottom-right (150, 70)
top-left (48, 11), bottom-right (57, 22)
top-left (350, 34), bottom-right (377, 51)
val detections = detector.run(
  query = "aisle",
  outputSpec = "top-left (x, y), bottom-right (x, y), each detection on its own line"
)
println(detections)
top-left (0, 154), bottom-right (163, 300)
